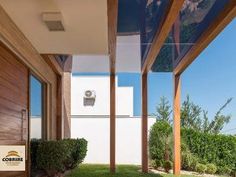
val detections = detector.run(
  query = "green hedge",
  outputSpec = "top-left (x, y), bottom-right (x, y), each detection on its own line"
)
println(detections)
top-left (182, 128), bottom-right (236, 173)
top-left (149, 122), bottom-right (236, 175)
top-left (31, 138), bottom-right (88, 177)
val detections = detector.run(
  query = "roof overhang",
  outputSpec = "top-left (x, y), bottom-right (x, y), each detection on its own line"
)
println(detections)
top-left (0, 0), bottom-right (108, 55)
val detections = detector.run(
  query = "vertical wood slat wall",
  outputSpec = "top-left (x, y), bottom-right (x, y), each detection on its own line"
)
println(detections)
top-left (0, 43), bottom-right (28, 177)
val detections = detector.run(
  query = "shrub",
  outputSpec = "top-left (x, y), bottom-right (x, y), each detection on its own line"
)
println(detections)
top-left (231, 167), bottom-right (236, 177)
top-left (151, 159), bottom-right (163, 169)
top-left (164, 160), bottom-right (173, 173)
top-left (33, 138), bottom-right (88, 177)
top-left (30, 139), bottom-right (42, 170)
top-left (195, 163), bottom-right (207, 174)
top-left (62, 139), bottom-right (78, 169)
top-left (63, 138), bottom-right (88, 169)
top-left (149, 121), bottom-right (172, 163)
top-left (36, 140), bottom-right (68, 176)
top-left (150, 160), bottom-right (156, 169)
top-left (76, 138), bottom-right (88, 164)
top-left (181, 150), bottom-right (199, 171)
top-left (206, 163), bottom-right (217, 174)
top-left (155, 160), bottom-right (163, 169)
top-left (217, 166), bottom-right (232, 175)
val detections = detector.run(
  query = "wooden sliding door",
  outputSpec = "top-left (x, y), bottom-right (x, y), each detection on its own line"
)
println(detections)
top-left (0, 43), bottom-right (29, 177)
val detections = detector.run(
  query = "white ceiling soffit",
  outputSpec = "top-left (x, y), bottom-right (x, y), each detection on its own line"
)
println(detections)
top-left (72, 55), bottom-right (110, 73)
top-left (0, 0), bottom-right (108, 55)
top-left (72, 35), bottom-right (141, 73)
top-left (116, 35), bottom-right (141, 73)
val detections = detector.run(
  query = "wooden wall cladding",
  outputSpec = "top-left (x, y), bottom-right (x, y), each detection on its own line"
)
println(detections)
top-left (0, 5), bottom-right (66, 176)
top-left (0, 5), bottom-right (58, 140)
top-left (0, 43), bottom-right (28, 177)
top-left (0, 43), bottom-right (28, 143)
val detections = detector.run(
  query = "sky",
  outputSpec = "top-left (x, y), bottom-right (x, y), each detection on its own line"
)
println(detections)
top-left (31, 19), bottom-right (236, 134)
top-left (118, 19), bottom-right (236, 134)
top-left (30, 75), bottom-right (42, 117)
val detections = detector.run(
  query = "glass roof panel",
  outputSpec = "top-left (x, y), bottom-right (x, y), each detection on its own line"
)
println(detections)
top-left (140, 0), bottom-right (171, 64)
top-left (151, 0), bottom-right (230, 72)
top-left (117, 0), bottom-right (140, 34)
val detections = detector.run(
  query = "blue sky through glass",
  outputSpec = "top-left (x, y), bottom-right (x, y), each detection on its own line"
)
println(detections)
top-left (30, 75), bottom-right (42, 117)
top-left (118, 19), bottom-right (236, 134)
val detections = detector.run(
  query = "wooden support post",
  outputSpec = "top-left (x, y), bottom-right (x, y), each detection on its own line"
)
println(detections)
top-left (107, 0), bottom-right (117, 172)
top-left (63, 72), bottom-right (71, 138)
top-left (56, 75), bottom-right (63, 140)
top-left (173, 74), bottom-right (181, 175)
top-left (142, 73), bottom-right (148, 173)
top-left (110, 74), bottom-right (116, 173)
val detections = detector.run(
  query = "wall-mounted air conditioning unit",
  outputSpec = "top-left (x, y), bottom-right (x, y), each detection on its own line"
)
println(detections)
top-left (84, 90), bottom-right (96, 106)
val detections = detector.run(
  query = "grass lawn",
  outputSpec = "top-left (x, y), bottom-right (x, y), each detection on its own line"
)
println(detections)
top-left (67, 164), bottom-right (197, 177)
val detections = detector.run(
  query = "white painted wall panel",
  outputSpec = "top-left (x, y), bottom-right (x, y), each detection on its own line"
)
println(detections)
top-left (31, 117), bottom-right (156, 164)
top-left (71, 117), bottom-right (156, 165)
top-left (30, 118), bottom-right (42, 139)
top-left (71, 76), bottom-right (133, 116)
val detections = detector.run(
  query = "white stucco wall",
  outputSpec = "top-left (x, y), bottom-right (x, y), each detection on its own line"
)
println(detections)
top-left (71, 117), bottom-right (156, 165)
top-left (70, 75), bottom-right (156, 164)
top-left (30, 117), bottom-right (156, 164)
top-left (31, 75), bottom-right (156, 165)
top-left (30, 117), bottom-right (41, 139)
top-left (71, 76), bottom-right (133, 116)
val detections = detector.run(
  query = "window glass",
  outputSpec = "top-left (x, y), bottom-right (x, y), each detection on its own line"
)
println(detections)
top-left (30, 75), bottom-right (43, 139)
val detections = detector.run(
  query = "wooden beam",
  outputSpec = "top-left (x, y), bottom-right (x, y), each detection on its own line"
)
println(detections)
top-left (107, 0), bottom-right (118, 173)
top-left (43, 54), bottom-right (73, 74)
top-left (110, 74), bottom-right (116, 173)
top-left (107, 0), bottom-right (118, 74)
top-left (173, 74), bottom-right (181, 175)
top-left (141, 0), bottom-right (185, 74)
top-left (63, 55), bottom-right (73, 72)
top-left (42, 54), bottom-right (63, 75)
top-left (174, 1), bottom-right (236, 75)
top-left (141, 73), bottom-right (148, 173)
